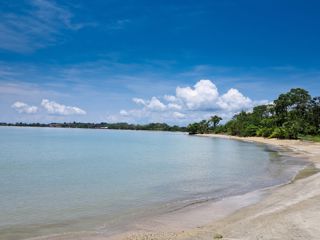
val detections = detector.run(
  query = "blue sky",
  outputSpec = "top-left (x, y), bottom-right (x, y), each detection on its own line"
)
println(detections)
top-left (1, 0), bottom-right (320, 124)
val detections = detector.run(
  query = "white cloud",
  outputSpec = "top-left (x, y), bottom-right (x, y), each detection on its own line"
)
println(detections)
top-left (41, 99), bottom-right (86, 115)
top-left (146, 97), bottom-right (166, 111)
top-left (217, 88), bottom-right (253, 111)
top-left (168, 103), bottom-right (182, 110)
top-left (132, 96), bottom-right (166, 111)
top-left (172, 112), bottom-right (185, 119)
top-left (122, 79), bottom-right (265, 124)
top-left (119, 109), bottom-right (129, 116)
top-left (132, 98), bottom-right (146, 105)
top-left (176, 79), bottom-right (219, 110)
top-left (11, 101), bottom-right (38, 114)
top-left (175, 80), bottom-right (254, 112)
top-left (164, 95), bottom-right (177, 102)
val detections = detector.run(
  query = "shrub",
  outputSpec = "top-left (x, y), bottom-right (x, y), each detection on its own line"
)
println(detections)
top-left (303, 125), bottom-right (318, 135)
top-left (257, 127), bottom-right (274, 138)
top-left (213, 233), bottom-right (223, 239)
top-left (244, 124), bottom-right (259, 136)
top-left (283, 121), bottom-right (300, 139)
top-left (270, 127), bottom-right (286, 139)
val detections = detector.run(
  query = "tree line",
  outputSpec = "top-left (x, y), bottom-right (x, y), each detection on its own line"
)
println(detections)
top-left (187, 88), bottom-right (320, 139)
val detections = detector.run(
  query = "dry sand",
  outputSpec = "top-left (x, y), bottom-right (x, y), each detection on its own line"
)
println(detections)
top-left (32, 135), bottom-right (320, 240)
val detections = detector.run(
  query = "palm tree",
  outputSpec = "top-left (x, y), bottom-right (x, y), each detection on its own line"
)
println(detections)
top-left (209, 115), bottom-right (222, 130)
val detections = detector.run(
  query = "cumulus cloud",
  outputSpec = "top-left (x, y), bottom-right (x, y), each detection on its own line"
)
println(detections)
top-left (41, 99), bottom-right (86, 115)
top-left (168, 103), bottom-right (182, 110)
top-left (146, 97), bottom-right (166, 111)
top-left (11, 101), bottom-right (38, 114)
top-left (119, 110), bottom-right (129, 116)
top-left (132, 96), bottom-right (166, 111)
top-left (173, 80), bottom-right (255, 112)
top-left (217, 88), bottom-right (253, 111)
top-left (164, 95), bottom-right (177, 102)
top-left (114, 79), bottom-right (266, 124)
top-left (176, 80), bottom-right (220, 110)
top-left (132, 98), bottom-right (146, 105)
top-left (172, 112), bottom-right (185, 119)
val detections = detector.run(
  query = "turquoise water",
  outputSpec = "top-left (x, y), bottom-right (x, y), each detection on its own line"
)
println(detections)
top-left (0, 127), bottom-right (306, 239)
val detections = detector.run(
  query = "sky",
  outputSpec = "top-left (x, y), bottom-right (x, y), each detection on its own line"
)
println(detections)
top-left (1, 0), bottom-right (320, 124)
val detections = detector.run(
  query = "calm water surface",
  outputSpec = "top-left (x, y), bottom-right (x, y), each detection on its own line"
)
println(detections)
top-left (0, 127), bottom-right (307, 239)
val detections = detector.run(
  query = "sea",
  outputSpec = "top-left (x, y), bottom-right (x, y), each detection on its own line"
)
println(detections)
top-left (0, 126), bottom-right (308, 239)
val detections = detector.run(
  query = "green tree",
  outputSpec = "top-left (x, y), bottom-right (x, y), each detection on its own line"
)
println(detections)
top-left (274, 88), bottom-right (311, 126)
top-left (186, 88), bottom-right (319, 139)
top-left (209, 115), bottom-right (222, 131)
top-left (187, 122), bottom-right (200, 135)
top-left (198, 120), bottom-right (209, 134)
top-left (308, 97), bottom-right (320, 134)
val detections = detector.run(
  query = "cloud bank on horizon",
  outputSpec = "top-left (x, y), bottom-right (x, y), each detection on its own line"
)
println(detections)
top-left (11, 101), bottom-right (38, 114)
top-left (41, 99), bottom-right (86, 115)
top-left (109, 79), bottom-right (267, 124)
top-left (12, 99), bottom-right (86, 116)
top-left (9, 80), bottom-right (267, 124)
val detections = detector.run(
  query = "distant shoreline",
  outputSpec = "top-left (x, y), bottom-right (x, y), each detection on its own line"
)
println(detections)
top-left (0, 122), bottom-right (187, 132)
top-left (199, 133), bottom-right (320, 157)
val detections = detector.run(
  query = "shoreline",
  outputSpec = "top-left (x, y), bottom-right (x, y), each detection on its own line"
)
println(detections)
top-left (112, 135), bottom-right (320, 240)
top-left (200, 134), bottom-right (320, 164)
top-left (117, 135), bottom-right (320, 240)
top-left (29, 134), bottom-right (320, 240)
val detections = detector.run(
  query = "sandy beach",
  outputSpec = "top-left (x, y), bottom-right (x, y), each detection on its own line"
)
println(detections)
top-left (105, 135), bottom-right (320, 240)
top-left (3, 1), bottom-right (319, 239)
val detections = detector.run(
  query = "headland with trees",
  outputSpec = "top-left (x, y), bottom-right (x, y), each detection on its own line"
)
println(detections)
top-left (187, 88), bottom-right (320, 141)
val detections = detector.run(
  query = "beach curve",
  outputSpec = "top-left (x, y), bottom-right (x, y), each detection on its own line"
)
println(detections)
top-left (29, 135), bottom-right (320, 240)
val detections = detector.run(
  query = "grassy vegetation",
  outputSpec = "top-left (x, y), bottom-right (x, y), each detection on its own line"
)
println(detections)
top-left (299, 135), bottom-right (320, 142)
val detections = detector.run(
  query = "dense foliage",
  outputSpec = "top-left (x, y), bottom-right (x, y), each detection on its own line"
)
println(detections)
top-left (0, 122), bottom-right (187, 132)
top-left (187, 88), bottom-right (320, 139)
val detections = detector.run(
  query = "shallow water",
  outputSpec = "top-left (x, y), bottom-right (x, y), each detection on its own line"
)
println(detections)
top-left (0, 127), bottom-right (307, 239)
